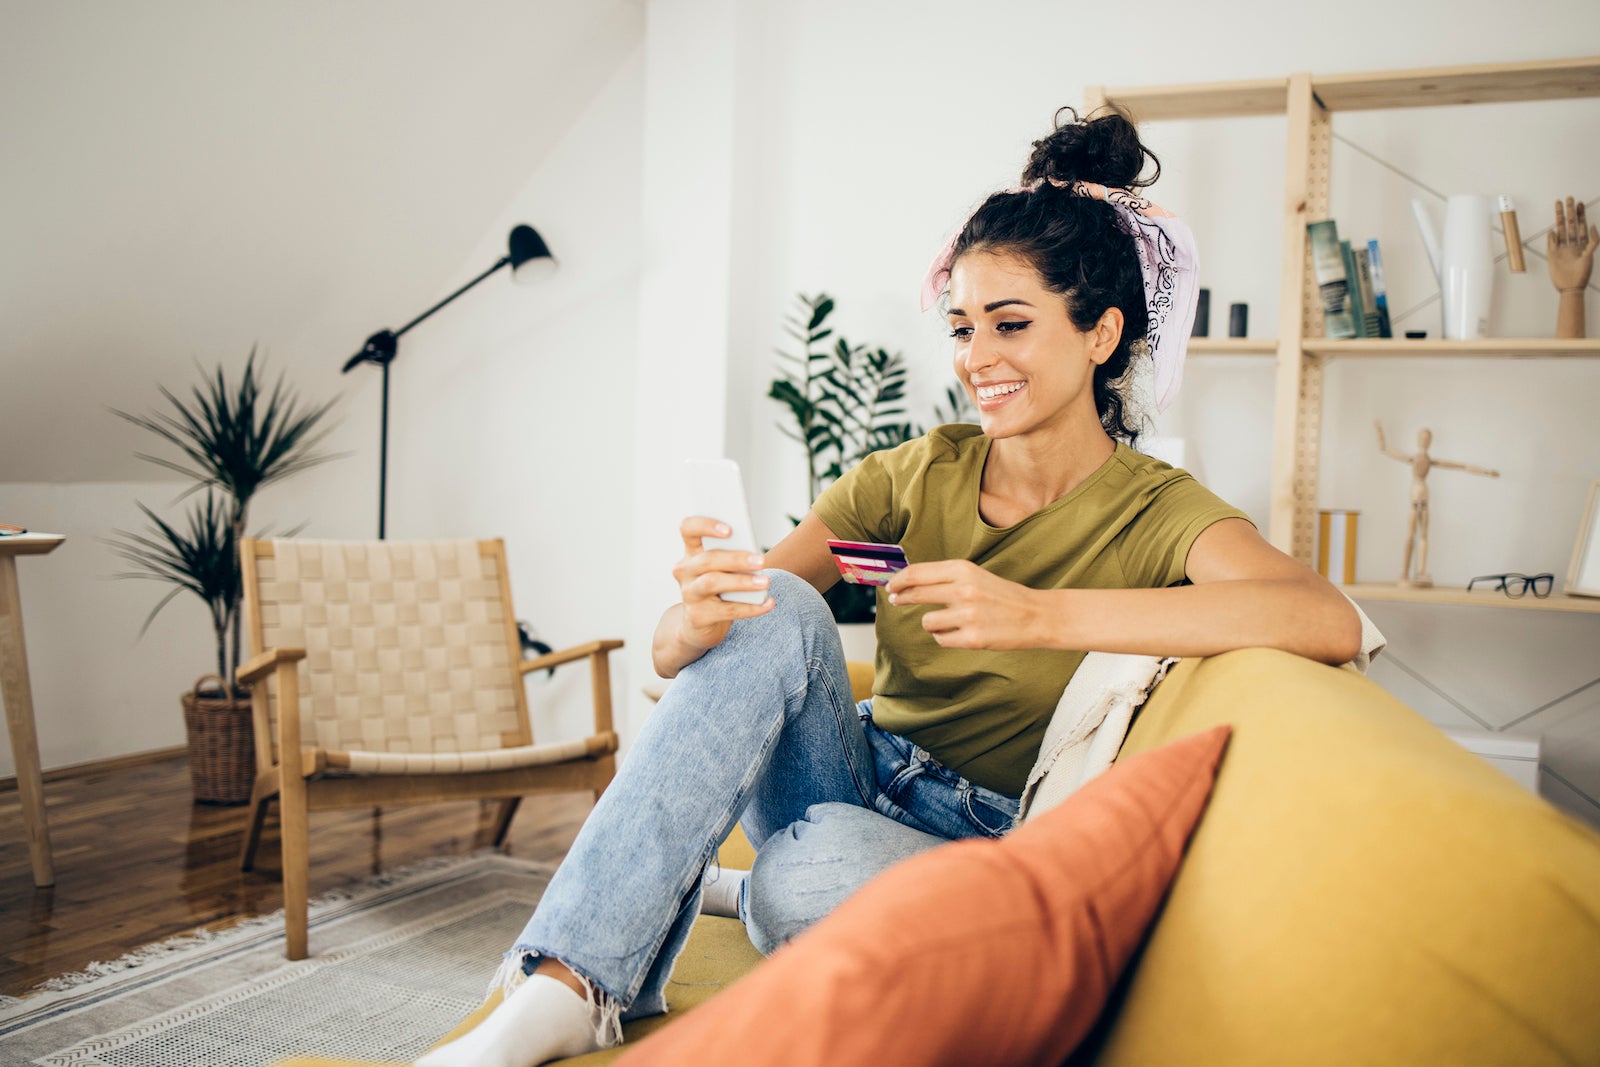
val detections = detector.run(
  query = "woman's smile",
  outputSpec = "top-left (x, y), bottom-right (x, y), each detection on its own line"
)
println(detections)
top-left (973, 380), bottom-right (1027, 408)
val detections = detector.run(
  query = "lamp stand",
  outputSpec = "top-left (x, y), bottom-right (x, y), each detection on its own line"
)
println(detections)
top-left (345, 256), bottom-right (514, 538)
top-left (343, 225), bottom-right (554, 539)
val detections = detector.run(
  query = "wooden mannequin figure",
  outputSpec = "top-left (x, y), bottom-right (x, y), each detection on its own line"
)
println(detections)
top-left (1548, 196), bottom-right (1596, 339)
top-left (1375, 422), bottom-right (1500, 588)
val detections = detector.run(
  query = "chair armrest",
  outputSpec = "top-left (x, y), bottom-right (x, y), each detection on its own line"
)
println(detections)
top-left (239, 647), bottom-right (307, 686)
top-left (517, 639), bottom-right (624, 675)
top-left (237, 648), bottom-right (311, 782)
top-left (518, 639), bottom-right (624, 737)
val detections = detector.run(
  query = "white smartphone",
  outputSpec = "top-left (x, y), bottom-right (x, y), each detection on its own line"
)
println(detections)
top-left (683, 458), bottom-right (770, 605)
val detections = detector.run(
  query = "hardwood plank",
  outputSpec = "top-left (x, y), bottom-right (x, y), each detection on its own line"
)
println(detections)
top-left (0, 753), bottom-right (592, 995)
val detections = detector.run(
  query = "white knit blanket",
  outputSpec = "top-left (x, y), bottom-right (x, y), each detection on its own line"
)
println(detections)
top-left (1016, 596), bottom-right (1388, 823)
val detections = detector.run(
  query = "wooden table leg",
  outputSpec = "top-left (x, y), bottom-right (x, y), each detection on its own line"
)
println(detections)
top-left (0, 556), bottom-right (55, 887)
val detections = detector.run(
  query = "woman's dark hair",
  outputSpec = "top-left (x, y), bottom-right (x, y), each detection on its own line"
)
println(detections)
top-left (950, 106), bottom-right (1160, 441)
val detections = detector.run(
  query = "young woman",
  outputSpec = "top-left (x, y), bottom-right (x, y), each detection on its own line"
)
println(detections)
top-left (420, 108), bottom-right (1361, 1067)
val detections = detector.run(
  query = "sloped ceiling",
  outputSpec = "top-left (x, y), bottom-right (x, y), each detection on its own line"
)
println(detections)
top-left (0, 0), bottom-right (643, 482)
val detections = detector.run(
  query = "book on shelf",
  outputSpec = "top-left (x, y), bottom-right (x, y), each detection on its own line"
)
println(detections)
top-left (1353, 246), bottom-right (1385, 338)
top-left (1307, 220), bottom-right (1358, 339)
top-left (1365, 239), bottom-right (1394, 338)
top-left (1339, 239), bottom-right (1368, 340)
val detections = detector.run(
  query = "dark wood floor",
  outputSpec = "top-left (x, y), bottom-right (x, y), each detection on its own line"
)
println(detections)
top-left (0, 754), bottom-right (593, 997)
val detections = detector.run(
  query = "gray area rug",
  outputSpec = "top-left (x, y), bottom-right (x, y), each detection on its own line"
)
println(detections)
top-left (0, 852), bottom-right (552, 1066)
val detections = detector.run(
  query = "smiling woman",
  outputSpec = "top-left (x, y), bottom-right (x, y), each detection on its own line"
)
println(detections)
top-left (418, 106), bottom-right (1363, 1067)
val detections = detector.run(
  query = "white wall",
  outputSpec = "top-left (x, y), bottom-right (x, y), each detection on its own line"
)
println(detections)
top-left (0, 483), bottom-right (214, 775)
top-left (624, 0), bottom-right (774, 737)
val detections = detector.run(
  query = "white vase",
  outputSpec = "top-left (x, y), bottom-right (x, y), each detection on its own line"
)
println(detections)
top-left (1411, 195), bottom-right (1495, 340)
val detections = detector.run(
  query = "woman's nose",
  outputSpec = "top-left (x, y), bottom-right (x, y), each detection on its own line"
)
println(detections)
top-left (963, 333), bottom-right (998, 373)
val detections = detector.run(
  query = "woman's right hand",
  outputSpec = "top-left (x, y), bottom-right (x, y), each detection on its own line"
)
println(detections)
top-left (670, 516), bottom-right (776, 654)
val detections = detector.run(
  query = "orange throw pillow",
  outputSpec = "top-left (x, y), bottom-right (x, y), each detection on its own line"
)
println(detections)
top-left (616, 724), bottom-right (1232, 1067)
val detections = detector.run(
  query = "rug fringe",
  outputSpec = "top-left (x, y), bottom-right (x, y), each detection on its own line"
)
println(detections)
top-left (35, 923), bottom-right (258, 993)
top-left (26, 850), bottom-right (551, 997)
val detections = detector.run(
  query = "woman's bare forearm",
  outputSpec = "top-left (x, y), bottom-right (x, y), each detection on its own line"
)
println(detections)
top-left (1034, 576), bottom-right (1362, 665)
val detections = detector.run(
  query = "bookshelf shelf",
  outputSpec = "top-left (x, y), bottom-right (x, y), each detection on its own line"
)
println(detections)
top-left (1091, 78), bottom-right (1287, 121)
top-left (1099, 58), bottom-right (1600, 122)
top-left (1189, 337), bottom-right (1278, 356)
top-left (1312, 58), bottom-right (1600, 112)
top-left (1087, 55), bottom-right (1600, 569)
top-left (1306, 338), bottom-right (1600, 360)
top-left (1344, 583), bottom-right (1600, 614)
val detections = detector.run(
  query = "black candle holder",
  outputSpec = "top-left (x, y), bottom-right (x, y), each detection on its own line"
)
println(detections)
top-left (1228, 302), bottom-right (1249, 338)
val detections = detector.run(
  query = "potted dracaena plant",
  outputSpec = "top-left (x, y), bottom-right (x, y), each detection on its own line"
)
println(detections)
top-left (768, 293), bottom-right (922, 626)
top-left (108, 349), bottom-right (341, 803)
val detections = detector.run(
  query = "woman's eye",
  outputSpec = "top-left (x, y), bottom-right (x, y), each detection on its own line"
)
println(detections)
top-left (996, 320), bottom-right (1031, 334)
top-left (949, 325), bottom-right (974, 340)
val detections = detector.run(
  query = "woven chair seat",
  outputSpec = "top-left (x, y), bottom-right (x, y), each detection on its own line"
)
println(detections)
top-left (326, 733), bottom-right (617, 775)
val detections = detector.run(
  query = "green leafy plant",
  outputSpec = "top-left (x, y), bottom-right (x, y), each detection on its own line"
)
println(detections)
top-left (770, 293), bottom-right (919, 507)
top-left (111, 492), bottom-right (240, 682)
top-left (769, 293), bottom-right (920, 622)
top-left (108, 350), bottom-right (342, 687)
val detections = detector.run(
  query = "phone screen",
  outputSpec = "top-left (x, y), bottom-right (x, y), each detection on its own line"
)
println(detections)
top-left (683, 459), bottom-right (768, 604)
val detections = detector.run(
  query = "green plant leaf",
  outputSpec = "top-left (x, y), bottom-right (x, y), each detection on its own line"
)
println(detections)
top-left (807, 297), bottom-right (835, 331)
top-left (107, 493), bottom-right (239, 624)
top-left (114, 347), bottom-right (344, 517)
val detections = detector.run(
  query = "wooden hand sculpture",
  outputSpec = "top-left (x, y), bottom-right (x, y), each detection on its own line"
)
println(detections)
top-left (1548, 197), bottom-right (1596, 339)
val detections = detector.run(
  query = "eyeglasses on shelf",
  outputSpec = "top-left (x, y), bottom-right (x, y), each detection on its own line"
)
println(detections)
top-left (1466, 572), bottom-right (1555, 599)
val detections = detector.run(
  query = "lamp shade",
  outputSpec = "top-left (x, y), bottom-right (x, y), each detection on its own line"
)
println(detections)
top-left (509, 224), bottom-right (556, 284)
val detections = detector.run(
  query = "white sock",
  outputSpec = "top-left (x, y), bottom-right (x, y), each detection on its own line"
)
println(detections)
top-left (700, 868), bottom-right (747, 919)
top-left (415, 974), bottom-right (607, 1067)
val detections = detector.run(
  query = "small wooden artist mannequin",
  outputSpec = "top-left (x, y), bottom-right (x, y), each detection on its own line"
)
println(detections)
top-left (1374, 422), bottom-right (1500, 588)
top-left (1549, 196), bottom-right (1596, 339)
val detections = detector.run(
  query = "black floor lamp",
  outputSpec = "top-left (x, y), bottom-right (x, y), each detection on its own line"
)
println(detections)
top-left (343, 224), bottom-right (556, 538)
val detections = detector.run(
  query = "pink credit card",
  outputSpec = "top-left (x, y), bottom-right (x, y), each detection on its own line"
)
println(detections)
top-left (826, 539), bottom-right (909, 586)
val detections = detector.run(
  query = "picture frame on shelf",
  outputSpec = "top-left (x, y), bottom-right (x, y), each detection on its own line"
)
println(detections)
top-left (1567, 479), bottom-right (1600, 598)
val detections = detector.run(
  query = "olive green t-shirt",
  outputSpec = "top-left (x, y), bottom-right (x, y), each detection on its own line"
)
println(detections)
top-left (812, 424), bottom-right (1250, 797)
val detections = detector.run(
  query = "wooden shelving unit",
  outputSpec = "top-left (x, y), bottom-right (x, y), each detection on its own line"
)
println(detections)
top-left (1189, 337), bottom-right (1277, 356)
top-left (1306, 338), bottom-right (1600, 360)
top-left (1343, 584), bottom-right (1600, 615)
top-left (1098, 78), bottom-right (1288, 121)
top-left (1313, 58), bottom-right (1600, 111)
top-left (1087, 57), bottom-right (1600, 615)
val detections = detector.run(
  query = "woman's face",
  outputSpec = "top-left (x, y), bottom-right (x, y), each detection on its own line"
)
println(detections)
top-left (947, 250), bottom-right (1117, 442)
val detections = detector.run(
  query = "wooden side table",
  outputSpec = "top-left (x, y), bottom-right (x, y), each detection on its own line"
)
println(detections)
top-left (0, 533), bottom-right (64, 886)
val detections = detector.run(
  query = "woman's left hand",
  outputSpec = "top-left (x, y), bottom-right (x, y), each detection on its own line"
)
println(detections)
top-left (886, 560), bottom-right (1046, 650)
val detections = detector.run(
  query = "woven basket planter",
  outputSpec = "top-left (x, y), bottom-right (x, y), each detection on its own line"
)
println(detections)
top-left (181, 675), bottom-right (256, 805)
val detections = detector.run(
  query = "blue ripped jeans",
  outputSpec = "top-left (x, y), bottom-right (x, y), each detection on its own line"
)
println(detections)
top-left (507, 570), bottom-right (1019, 1022)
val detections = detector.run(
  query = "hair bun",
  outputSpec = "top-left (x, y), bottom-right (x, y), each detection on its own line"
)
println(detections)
top-left (1022, 106), bottom-right (1159, 190)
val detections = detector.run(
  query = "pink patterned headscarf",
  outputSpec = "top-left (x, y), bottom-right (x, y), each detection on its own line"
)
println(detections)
top-left (920, 179), bottom-right (1199, 413)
